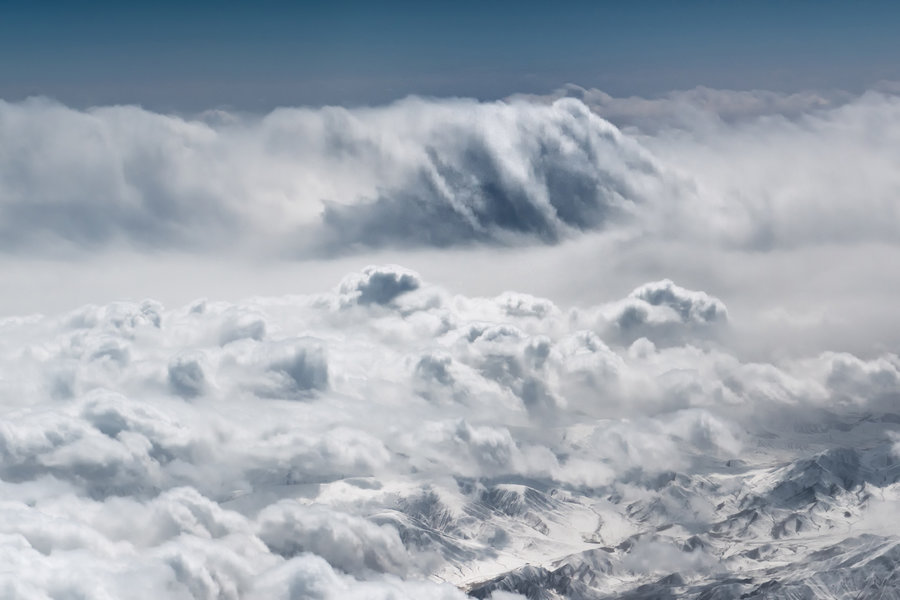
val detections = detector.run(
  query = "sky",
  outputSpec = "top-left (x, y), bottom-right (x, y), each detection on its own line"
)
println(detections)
top-left (3, 1), bottom-right (900, 110)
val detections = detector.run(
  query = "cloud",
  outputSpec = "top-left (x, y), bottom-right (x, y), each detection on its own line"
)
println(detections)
top-left (256, 501), bottom-right (410, 576)
top-left (3, 89), bottom-right (900, 268)
top-left (168, 352), bottom-right (208, 398)
top-left (311, 98), bottom-right (662, 252)
top-left (0, 99), bottom-right (238, 253)
top-left (639, 91), bottom-right (900, 251)
top-left (4, 83), bottom-right (900, 597)
top-left (601, 279), bottom-right (729, 347)
top-left (252, 339), bottom-right (329, 397)
top-left (0, 96), bottom-right (673, 256)
top-left (218, 310), bottom-right (267, 346)
top-left (512, 84), bottom-right (853, 131)
top-left (247, 553), bottom-right (475, 600)
top-left (0, 264), bottom-right (896, 596)
top-left (338, 265), bottom-right (422, 307)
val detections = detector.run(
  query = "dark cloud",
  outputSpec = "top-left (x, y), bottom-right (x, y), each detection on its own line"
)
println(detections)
top-left (314, 101), bottom-right (655, 252)
top-left (340, 265), bottom-right (422, 306)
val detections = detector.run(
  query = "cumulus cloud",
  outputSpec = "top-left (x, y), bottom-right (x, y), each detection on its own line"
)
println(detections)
top-left (256, 501), bottom-right (410, 575)
top-left (168, 352), bottom-right (207, 398)
top-left (338, 265), bottom-right (422, 307)
top-left (1, 264), bottom-right (898, 596)
top-left (252, 339), bottom-right (329, 397)
top-left (601, 279), bottom-right (728, 347)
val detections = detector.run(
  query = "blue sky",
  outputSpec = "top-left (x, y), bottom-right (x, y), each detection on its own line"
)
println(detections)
top-left (2, 1), bottom-right (899, 109)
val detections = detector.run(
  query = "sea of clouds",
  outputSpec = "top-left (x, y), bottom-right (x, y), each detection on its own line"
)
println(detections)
top-left (2, 86), bottom-right (900, 256)
top-left (1, 86), bottom-right (899, 597)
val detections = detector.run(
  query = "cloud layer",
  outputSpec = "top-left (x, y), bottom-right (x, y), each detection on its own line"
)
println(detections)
top-left (0, 265), bottom-right (898, 597)
top-left (4, 87), bottom-right (899, 258)
top-left (0, 97), bottom-right (670, 256)
top-left (2, 86), bottom-right (900, 597)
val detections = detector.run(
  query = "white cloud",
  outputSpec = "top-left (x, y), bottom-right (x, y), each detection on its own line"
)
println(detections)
top-left (0, 264), bottom-right (897, 596)
top-left (256, 501), bottom-right (410, 576)
top-left (3, 85), bottom-right (900, 597)
top-left (0, 96), bottom-right (672, 256)
top-left (2, 89), bottom-right (900, 266)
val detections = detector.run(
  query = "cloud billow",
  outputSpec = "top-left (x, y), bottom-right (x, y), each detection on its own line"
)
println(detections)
top-left (4, 90), bottom-right (900, 257)
top-left (315, 100), bottom-right (659, 251)
top-left (0, 96), bottom-right (668, 256)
